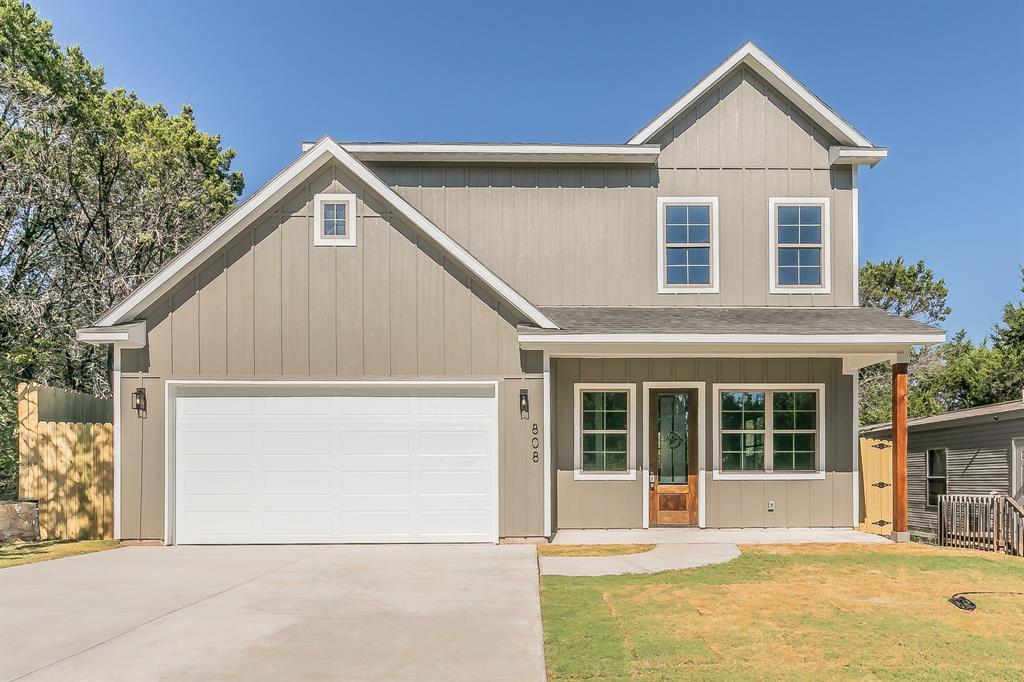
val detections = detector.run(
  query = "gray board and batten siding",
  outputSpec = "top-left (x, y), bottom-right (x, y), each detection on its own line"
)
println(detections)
top-left (380, 66), bottom-right (857, 309)
top-left (553, 357), bottom-right (855, 530)
top-left (117, 161), bottom-right (546, 540)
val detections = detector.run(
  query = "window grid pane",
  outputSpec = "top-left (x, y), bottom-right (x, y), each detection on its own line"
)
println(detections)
top-left (665, 203), bottom-right (712, 286)
top-left (721, 389), bottom-right (819, 473)
top-left (776, 204), bottom-right (822, 287)
top-left (321, 202), bottom-right (347, 237)
top-left (581, 391), bottom-right (629, 473)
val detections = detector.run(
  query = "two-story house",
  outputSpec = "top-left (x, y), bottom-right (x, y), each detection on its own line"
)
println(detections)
top-left (78, 43), bottom-right (944, 544)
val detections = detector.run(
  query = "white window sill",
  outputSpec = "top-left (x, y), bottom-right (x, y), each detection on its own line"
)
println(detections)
top-left (712, 470), bottom-right (826, 481)
top-left (658, 284), bottom-right (720, 294)
top-left (768, 285), bottom-right (832, 295)
top-left (574, 471), bottom-right (637, 482)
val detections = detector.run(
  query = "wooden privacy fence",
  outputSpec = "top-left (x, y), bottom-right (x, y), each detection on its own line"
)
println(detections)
top-left (17, 382), bottom-right (114, 540)
top-left (858, 437), bottom-right (893, 535)
top-left (939, 494), bottom-right (1024, 557)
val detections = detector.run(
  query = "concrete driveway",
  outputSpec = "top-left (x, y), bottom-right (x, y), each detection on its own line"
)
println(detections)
top-left (1, 544), bottom-right (545, 682)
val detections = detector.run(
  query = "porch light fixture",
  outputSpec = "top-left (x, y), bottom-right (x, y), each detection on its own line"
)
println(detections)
top-left (131, 387), bottom-right (147, 416)
top-left (519, 389), bottom-right (530, 420)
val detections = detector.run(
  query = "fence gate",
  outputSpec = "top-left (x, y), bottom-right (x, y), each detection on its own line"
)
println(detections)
top-left (17, 382), bottom-right (114, 540)
top-left (859, 437), bottom-right (893, 535)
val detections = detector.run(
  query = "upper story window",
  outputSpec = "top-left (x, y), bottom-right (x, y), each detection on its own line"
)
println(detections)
top-left (657, 197), bottom-right (719, 294)
top-left (768, 197), bottom-right (830, 294)
top-left (313, 193), bottom-right (357, 247)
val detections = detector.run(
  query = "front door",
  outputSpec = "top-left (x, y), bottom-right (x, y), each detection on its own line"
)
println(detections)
top-left (649, 390), bottom-right (699, 526)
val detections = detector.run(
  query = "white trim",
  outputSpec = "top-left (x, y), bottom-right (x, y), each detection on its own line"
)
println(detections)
top-left (852, 166), bottom-right (860, 305)
top-left (628, 42), bottom-right (873, 147)
top-left (852, 373), bottom-right (860, 527)
top-left (829, 146), bottom-right (887, 167)
top-left (768, 197), bottom-right (832, 294)
top-left (656, 197), bottom-right (720, 294)
top-left (163, 379), bottom-right (501, 546)
top-left (1012, 437), bottom-right (1024, 499)
top-left (711, 383), bottom-right (827, 481)
top-left (340, 142), bottom-right (662, 164)
top-left (93, 138), bottom-right (557, 331)
top-left (312, 192), bottom-right (357, 247)
top-left (111, 345), bottom-right (122, 541)
top-left (76, 321), bottom-right (147, 349)
top-left (520, 333), bottom-right (944, 346)
top-left (573, 383), bottom-right (637, 481)
top-left (642, 382), bottom-right (706, 528)
top-left (542, 351), bottom-right (553, 537)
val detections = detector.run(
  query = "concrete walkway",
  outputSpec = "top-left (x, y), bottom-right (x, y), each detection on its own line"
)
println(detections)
top-left (541, 543), bottom-right (740, 576)
top-left (551, 527), bottom-right (891, 545)
top-left (1, 545), bottom-right (545, 682)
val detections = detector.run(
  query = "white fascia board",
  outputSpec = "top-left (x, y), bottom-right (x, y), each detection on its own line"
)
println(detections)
top-left (343, 142), bottom-right (662, 164)
top-left (93, 137), bottom-right (557, 331)
top-left (829, 146), bottom-right (888, 167)
top-left (76, 321), bottom-right (147, 348)
top-left (628, 42), bottom-right (873, 148)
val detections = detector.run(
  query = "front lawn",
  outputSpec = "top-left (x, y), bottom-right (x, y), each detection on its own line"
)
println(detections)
top-left (541, 543), bottom-right (1024, 681)
top-left (0, 539), bottom-right (118, 568)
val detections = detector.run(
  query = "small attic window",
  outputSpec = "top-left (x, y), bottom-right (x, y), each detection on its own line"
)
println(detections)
top-left (313, 193), bottom-right (357, 246)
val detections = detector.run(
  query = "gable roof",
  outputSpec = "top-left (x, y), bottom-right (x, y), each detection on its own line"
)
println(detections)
top-left (627, 41), bottom-right (874, 148)
top-left (91, 137), bottom-right (558, 331)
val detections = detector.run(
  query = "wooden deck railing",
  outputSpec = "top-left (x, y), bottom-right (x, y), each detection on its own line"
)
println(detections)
top-left (938, 494), bottom-right (1024, 557)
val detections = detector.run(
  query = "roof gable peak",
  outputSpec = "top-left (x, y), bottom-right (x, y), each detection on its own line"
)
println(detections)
top-left (628, 41), bottom-right (874, 148)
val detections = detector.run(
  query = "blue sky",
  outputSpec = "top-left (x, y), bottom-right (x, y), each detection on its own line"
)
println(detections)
top-left (35, 0), bottom-right (1023, 341)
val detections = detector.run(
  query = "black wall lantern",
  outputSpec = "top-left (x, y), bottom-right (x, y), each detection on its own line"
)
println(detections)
top-left (519, 389), bottom-right (530, 420)
top-left (131, 387), bottom-right (147, 416)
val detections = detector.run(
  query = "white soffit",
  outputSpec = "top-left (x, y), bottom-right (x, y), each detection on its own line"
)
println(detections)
top-left (76, 321), bottom-right (148, 348)
top-left (92, 138), bottom-right (558, 331)
top-left (628, 42), bottom-right (874, 148)
top-left (829, 146), bottom-right (888, 167)
top-left (339, 142), bottom-right (662, 164)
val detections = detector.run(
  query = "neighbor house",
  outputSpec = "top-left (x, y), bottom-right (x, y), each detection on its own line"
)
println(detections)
top-left (862, 397), bottom-right (1024, 542)
top-left (77, 43), bottom-right (944, 545)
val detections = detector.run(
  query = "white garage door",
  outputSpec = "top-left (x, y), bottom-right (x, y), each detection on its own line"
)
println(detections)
top-left (172, 385), bottom-right (498, 544)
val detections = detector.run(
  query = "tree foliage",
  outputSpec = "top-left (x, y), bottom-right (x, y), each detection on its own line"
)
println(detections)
top-left (859, 259), bottom-right (1024, 426)
top-left (0, 1), bottom-right (243, 497)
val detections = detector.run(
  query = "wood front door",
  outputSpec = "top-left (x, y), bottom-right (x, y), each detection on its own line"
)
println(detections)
top-left (649, 390), bottom-right (699, 526)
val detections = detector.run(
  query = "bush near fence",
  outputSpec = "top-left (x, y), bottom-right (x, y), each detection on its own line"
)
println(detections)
top-left (16, 383), bottom-right (113, 540)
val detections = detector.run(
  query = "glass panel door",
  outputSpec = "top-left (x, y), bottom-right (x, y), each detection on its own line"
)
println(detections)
top-left (657, 393), bottom-right (689, 483)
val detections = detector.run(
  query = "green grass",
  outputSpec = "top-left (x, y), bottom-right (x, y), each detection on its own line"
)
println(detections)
top-left (541, 543), bottom-right (1024, 681)
top-left (0, 539), bottom-right (118, 568)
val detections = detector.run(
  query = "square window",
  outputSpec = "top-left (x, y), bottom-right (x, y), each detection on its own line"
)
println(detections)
top-left (719, 388), bottom-right (820, 477)
top-left (314, 194), bottom-right (357, 246)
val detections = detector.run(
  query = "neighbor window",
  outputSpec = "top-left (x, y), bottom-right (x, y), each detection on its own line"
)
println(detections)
top-left (574, 384), bottom-right (635, 480)
top-left (717, 386), bottom-right (822, 476)
top-left (926, 448), bottom-right (947, 507)
top-left (657, 197), bottom-right (719, 293)
top-left (313, 193), bottom-right (357, 246)
top-left (769, 198), bottom-right (830, 293)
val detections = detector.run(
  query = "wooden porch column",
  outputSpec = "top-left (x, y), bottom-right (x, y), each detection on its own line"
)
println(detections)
top-left (891, 358), bottom-right (909, 542)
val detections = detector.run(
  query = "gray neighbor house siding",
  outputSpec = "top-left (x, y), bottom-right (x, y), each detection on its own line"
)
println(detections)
top-left (102, 45), bottom-right (917, 541)
top-left (866, 407), bottom-right (1024, 541)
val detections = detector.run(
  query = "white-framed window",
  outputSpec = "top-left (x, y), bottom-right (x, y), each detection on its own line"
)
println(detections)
top-left (313, 193), bottom-right (357, 247)
top-left (657, 197), bottom-right (720, 294)
top-left (573, 383), bottom-right (636, 481)
top-left (768, 197), bottom-right (830, 294)
top-left (712, 383), bottom-right (825, 480)
top-left (926, 448), bottom-right (947, 507)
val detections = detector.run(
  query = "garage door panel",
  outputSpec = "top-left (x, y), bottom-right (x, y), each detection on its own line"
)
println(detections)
top-left (174, 387), bottom-right (497, 544)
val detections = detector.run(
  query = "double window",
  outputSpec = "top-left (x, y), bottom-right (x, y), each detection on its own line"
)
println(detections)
top-left (715, 384), bottom-right (823, 478)
top-left (313, 193), bottom-right (357, 247)
top-left (657, 197), bottom-right (719, 293)
top-left (574, 384), bottom-right (636, 480)
top-left (769, 197), bottom-right (831, 293)
top-left (926, 448), bottom-right (947, 507)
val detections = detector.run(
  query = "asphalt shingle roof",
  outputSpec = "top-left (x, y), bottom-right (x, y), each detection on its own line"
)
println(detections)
top-left (519, 306), bottom-right (945, 336)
